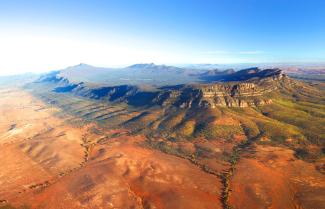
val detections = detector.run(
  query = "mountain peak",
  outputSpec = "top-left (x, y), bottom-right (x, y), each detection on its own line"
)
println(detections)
top-left (72, 63), bottom-right (94, 68)
top-left (127, 63), bottom-right (157, 69)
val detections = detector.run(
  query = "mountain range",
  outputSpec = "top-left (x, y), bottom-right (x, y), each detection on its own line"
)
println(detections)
top-left (0, 63), bottom-right (324, 209)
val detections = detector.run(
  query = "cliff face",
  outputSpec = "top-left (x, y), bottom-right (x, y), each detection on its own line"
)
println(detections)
top-left (198, 82), bottom-right (274, 108)
top-left (154, 84), bottom-right (273, 108)
top-left (154, 70), bottom-right (287, 108)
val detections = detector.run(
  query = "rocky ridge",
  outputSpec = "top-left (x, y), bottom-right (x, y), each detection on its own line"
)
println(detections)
top-left (38, 68), bottom-right (289, 108)
top-left (154, 69), bottom-right (287, 108)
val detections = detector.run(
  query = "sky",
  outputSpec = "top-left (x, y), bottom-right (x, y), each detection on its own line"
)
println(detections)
top-left (0, 0), bottom-right (324, 75)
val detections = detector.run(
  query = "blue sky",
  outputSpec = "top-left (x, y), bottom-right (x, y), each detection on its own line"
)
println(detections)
top-left (0, 0), bottom-right (324, 75)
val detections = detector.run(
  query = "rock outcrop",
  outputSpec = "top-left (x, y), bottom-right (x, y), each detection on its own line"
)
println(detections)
top-left (154, 69), bottom-right (287, 108)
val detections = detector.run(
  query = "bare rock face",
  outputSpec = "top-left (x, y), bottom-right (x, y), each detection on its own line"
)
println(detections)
top-left (155, 69), bottom-right (287, 108)
top-left (196, 82), bottom-right (275, 108)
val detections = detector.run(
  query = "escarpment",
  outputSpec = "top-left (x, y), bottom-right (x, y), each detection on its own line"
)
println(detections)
top-left (38, 68), bottom-right (291, 108)
top-left (154, 82), bottom-right (275, 108)
top-left (154, 70), bottom-right (288, 108)
top-left (196, 82), bottom-right (274, 108)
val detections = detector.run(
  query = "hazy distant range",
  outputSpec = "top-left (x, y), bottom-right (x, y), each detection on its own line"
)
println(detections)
top-left (1, 62), bottom-right (325, 87)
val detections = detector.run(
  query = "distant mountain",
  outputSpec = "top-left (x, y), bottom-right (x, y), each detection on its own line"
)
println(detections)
top-left (126, 63), bottom-right (186, 74)
top-left (195, 69), bottom-right (234, 81)
top-left (281, 67), bottom-right (325, 81)
top-left (48, 63), bottom-right (299, 87)
top-left (179, 64), bottom-right (222, 70)
top-left (28, 62), bottom-right (324, 89)
top-left (220, 67), bottom-right (284, 81)
top-left (59, 63), bottom-right (118, 84)
top-left (56, 63), bottom-right (204, 86)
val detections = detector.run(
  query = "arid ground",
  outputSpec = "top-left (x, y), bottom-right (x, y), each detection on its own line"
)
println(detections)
top-left (0, 89), bottom-right (221, 209)
top-left (0, 88), bottom-right (324, 209)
